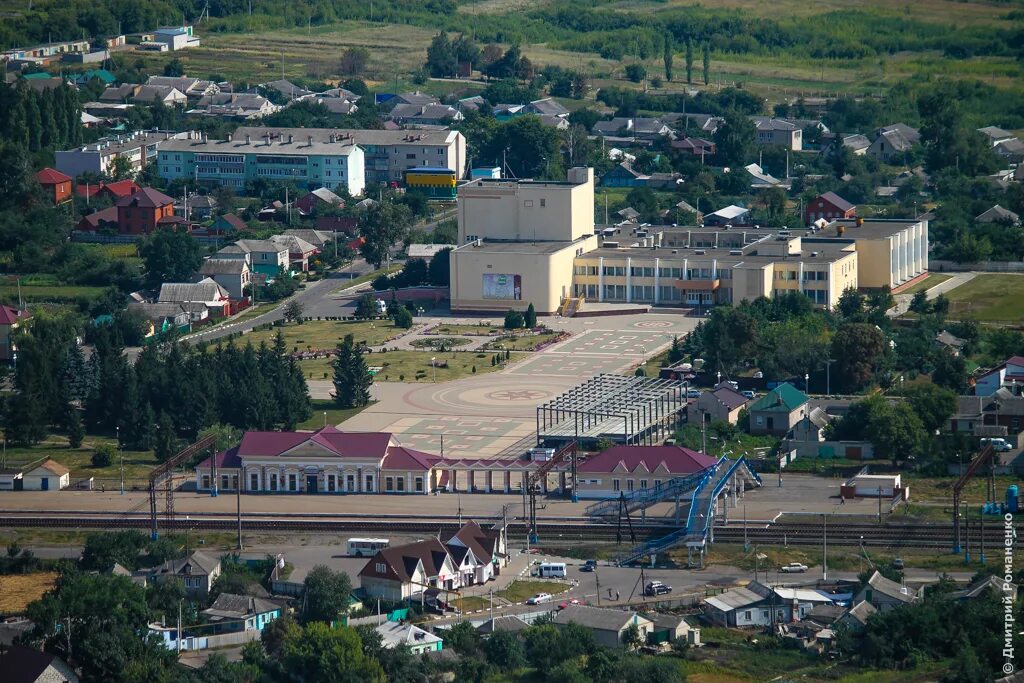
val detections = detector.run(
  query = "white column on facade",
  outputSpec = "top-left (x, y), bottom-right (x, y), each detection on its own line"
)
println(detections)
top-left (654, 257), bottom-right (664, 305)
top-left (626, 257), bottom-right (632, 303)
top-left (712, 258), bottom-right (718, 279)
top-left (598, 256), bottom-right (605, 302)
top-left (799, 262), bottom-right (805, 294)
top-left (921, 222), bottom-right (929, 272)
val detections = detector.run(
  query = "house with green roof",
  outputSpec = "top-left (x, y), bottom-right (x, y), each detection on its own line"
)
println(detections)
top-left (748, 383), bottom-right (810, 436)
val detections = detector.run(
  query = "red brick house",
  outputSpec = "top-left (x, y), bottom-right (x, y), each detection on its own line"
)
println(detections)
top-left (75, 179), bottom-right (141, 202)
top-left (116, 187), bottom-right (175, 235)
top-left (0, 304), bottom-right (30, 362)
top-left (36, 168), bottom-right (73, 204)
top-left (805, 191), bottom-right (855, 225)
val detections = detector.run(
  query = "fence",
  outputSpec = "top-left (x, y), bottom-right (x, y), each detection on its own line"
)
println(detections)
top-left (931, 259), bottom-right (1024, 273)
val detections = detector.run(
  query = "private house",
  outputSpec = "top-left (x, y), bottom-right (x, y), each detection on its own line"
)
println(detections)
top-left (201, 593), bottom-right (281, 633)
top-left (692, 386), bottom-right (749, 425)
top-left (115, 187), bottom-right (176, 235)
top-left (0, 644), bottom-right (79, 683)
top-left (197, 259), bottom-right (251, 300)
top-left (805, 192), bottom-right (855, 225)
top-left (210, 213), bottom-right (247, 234)
top-left (262, 79), bottom-right (315, 101)
top-left (190, 92), bottom-right (278, 120)
top-left (853, 570), bottom-right (920, 612)
top-left (387, 103), bottom-right (463, 127)
top-left (703, 582), bottom-right (838, 627)
top-left (868, 124), bottom-right (919, 162)
top-left (949, 575), bottom-right (1018, 602)
top-left (551, 606), bottom-right (654, 649)
top-left (838, 134), bottom-right (871, 156)
top-left (75, 179), bottom-right (141, 201)
top-left (35, 167), bottom-right (73, 204)
top-left (152, 25), bottom-right (201, 51)
top-left (974, 356), bottom-right (1024, 396)
top-left (476, 615), bottom-right (530, 635)
top-left (752, 117), bottom-right (802, 150)
top-left (592, 117), bottom-right (675, 143)
top-left (193, 426), bottom-right (443, 495)
top-left (313, 216), bottom-right (358, 236)
top-left (703, 205), bottom-right (751, 227)
top-left (950, 390), bottom-right (1024, 437)
top-left (216, 239), bottom-right (289, 279)
top-left (146, 75), bottom-right (218, 99)
top-left (100, 83), bottom-right (188, 105)
top-left (671, 135), bottom-right (716, 157)
top-left (128, 302), bottom-right (191, 334)
top-left (574, 445), bottom-right (718, 499)
top-left (836, 600), bottom-right (877, 631)
top-left (295, 187), bottom-right (345, 216)
top-left (446, 519), bottom-right (507, 582)
top-left (0, 469), bottom-right (24, 490)
top-left (977, 126), bottom-right (1015, 147)
top-left (745, 163), bottom-right (790, 190)
top-left (602, 162), bottom-right (649, 188)
top-left (148, 550), bottom-right (222, 598)
top-left (175, 193), bottom-right (217, 220)
top-left (935, 330), bottom-right (967, 356)
top-left (359, 538), bottom-right (458, 601)
top-left (526, 98), bottom-right (570, 119)
top-left (976, 205), bottom-right (1020, 226)
top-left (159, 278), bottom-right (233, 318)
top-left (644, 613), bottom-right (701, 647)
top-left (786, 407), bottom-right (875, 460)
top-left (994, 138), bottom-right (1024, 164)
top-left (376, 622), bottom-right (443, 654)
top-left (271, 234), bottom-right (320, 272)
top-left (748, 383), bottom-right (810, 436)
top-left (22, 460), bottom-right (70, 491)
top-left (387, 92), bottom-right (442, 109)
top-left (0, 304), bottom-right (30, 362)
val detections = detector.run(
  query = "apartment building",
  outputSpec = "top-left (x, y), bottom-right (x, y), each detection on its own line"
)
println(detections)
top-left (157, 130), bottom-right (365, 196)
top-left (56, 130), bottom-right (189, 178)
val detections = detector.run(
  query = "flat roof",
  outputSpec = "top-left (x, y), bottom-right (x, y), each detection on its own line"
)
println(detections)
top-left (233, 126), bottom-right (459, 147)
top-left (159, 135), bottom-right (360, 157)
top-left (454, 239), bottom-right (586, 255)
top-left (58, 130), bottom-right (180, 156)
top-left (583, 242), bottom-right (854, 264)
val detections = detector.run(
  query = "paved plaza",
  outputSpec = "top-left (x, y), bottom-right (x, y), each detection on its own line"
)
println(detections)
top-left (336, 311), bottom-right (700, 456)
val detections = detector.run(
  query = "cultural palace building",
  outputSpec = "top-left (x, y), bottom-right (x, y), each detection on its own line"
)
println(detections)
top-left (194, 427), bottom-right (721, 498)
top-left (449, 167), bottom-right (929, 314)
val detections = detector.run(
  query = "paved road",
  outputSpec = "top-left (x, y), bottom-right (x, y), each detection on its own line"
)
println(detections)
top-left (182, 258), bottom-right (375, 345)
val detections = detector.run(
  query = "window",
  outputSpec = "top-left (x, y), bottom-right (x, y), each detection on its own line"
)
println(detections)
top-left (744, 610), bottom-right (752, 621)
top-left (288, 474), bottom-right (297, 491)
top-left (365, 475), bottom-right (374, 491)
top-left (396, 478), bottom-right (405, 492)
top-left (327, 475), bottom-right (336, 492)
top-left (540, 198), bottom-right (546, 207)
top-left (654, 480), bottom-right (662, 490)
top-left (375, 562), bottom-right (387, 573)
top-left (627, 480), bottom-right (635, 491)
top-left (385, 476), bottom-right (394, 491)
top-left (640, 479), bottom-right (648, 489)
top-left (406, 153), bottom-right (416, 159)
top-left (202, 475), bottom-right (210, 489)
top-left (524, 200), bottom-right (534, 207)
top-left (346, 474), bottom-right (355, 491)
top-left (613, 479), bottom-right (621, 491)
top-left (269, 474), bottom-right (278, 491)
top-left (415, 477), bottom-right (423, 492)
top-left (250, 473), bottom-right (259, 490)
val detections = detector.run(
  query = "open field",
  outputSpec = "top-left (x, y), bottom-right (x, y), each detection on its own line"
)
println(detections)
top-left (0, 572), bottom-right (58, 614)
top-left (0, 283), bottom-right (106, 305)
top-left (944, 274), bottom-right (1024, 322)
top-left (242, 320), bottom-right (409, 352)
top-left (899, 272), bottom-right (952, 295)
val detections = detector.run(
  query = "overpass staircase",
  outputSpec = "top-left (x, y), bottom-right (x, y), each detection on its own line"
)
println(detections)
top-left (616, 456), bottom-right (762, 566)
top-left (584, 469), bottom-right (712, 521)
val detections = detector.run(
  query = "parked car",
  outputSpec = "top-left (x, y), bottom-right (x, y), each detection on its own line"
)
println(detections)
top-left (892, 558), bottom-right (905, 570)
top-left (981, 437), bottom-right (1014, 452)
top-left (741, 390), bottom-right (756, 399)
top-left (526, 593), bottom-right (552, 605)
top-left (644, 581), bottom-right (672, 596)
top-left (557, 598), bottom-right (581, 610)
top-left (780, 562), bottom-right (808, 573)
top-left (686, 389), bottom-right (701, 398)
top-left (580, 560), bottom-right (597, 572)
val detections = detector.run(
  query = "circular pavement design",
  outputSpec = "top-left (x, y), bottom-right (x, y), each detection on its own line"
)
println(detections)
top-left (632, 320), bottom-right (675, 328)
top-left (399, 375), bottom-right (568, 417)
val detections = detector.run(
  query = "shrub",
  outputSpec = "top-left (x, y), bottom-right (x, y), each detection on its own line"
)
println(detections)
top-left (92, 445), bottom-right (115, 468)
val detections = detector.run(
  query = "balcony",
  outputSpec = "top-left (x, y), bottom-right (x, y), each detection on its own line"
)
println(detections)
top-left (676, 278), bottom-right (720, 291)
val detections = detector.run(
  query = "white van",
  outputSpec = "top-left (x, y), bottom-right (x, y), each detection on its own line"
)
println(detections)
top-left (537, 562), bottom-right (567, 578)
top-left (374, 299), bottom-right (388, 314)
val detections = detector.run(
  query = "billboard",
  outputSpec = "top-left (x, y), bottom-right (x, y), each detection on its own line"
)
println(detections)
top-left (482, 273), bottom-right (522, 300)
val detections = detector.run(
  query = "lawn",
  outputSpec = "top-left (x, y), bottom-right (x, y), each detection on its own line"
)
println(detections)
top-left (0, 572), bottom-right (58, 614)
top-left (296, 399), bottom-right (373, 430)
top-left (2, 435), bottom-right (160, 484)
top-left (331, 264), bottom-right (402, 294)
top-left (944, 274), bottom-right (1024, 322)
top-left (0, 284), bottom-right (107, 305)
top-left (291, 348), bottom-right (525, 381)
top-left (433, 323), bottom-right (507, 336)
top-left (899, 272), bottom-right (952, 296)
top-left (242, 320), bottom-right (409, 352)
top-left (482, 331), bottom-right (562, 351)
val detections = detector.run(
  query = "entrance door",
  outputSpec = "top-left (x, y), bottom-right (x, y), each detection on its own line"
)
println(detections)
top-left (766, 417), bottom-right (775, 433)
top-left (306, 475), bottom-right (318, 493)
top-left (41, 477), bottom-right (49, 491)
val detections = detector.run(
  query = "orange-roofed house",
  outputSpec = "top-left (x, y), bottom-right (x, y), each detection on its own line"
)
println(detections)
top-left (0, 304), bottom-right (30, 362)
top-left (36, 167), bottom-right (73, 204)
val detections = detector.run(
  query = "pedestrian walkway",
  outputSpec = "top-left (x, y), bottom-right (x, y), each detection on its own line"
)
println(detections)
top-left (888, 272), bottom-right (976, 317)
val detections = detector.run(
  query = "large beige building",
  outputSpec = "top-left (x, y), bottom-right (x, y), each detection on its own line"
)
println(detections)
top-left (449, 167), bottom-right (928, 313)
top-left (450, 168), bottom-right (598, 314)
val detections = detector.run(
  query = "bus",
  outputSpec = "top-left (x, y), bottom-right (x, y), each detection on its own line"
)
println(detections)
top-left (537, 562), bottom-right (567, 578)
top-left (404, 167), bottom-right (458, 200)
top-left (347, 538), bottom-right (390, 557)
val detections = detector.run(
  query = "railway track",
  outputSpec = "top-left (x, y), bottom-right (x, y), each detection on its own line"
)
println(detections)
top-left (0, 512), bottom-right (1016, 549)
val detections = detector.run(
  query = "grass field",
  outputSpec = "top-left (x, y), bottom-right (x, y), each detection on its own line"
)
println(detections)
top-left (2, 435), bottom-right (159, 483)
top-left (433, 323), bottom-right (507, 336)
top-left (0, 284), bottom-right (107, 305)
top-left (898, 272), bottom-right (952, 296)
top-left (943, 274), bottom-right (1024, 322)
top-left (242, 320), bottom-right (409, 352)
top-left (0, 572), bottom-right (58, 614)
top-left (296, 398), bottom-right (373, 430)
top-left (295, 349), bottom-right (527, 382)
top-left (497, 579), bottom-right (572, 603)
top-left (483, 331), bottom-right (561, 351)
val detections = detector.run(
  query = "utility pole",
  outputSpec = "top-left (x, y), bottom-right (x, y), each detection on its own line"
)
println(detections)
top-left (117, 426), bottom-right (124, 495)
top-left (822, 514), bottom-right (828, 581)
top-left (236, 480), bottom-right (243, 550)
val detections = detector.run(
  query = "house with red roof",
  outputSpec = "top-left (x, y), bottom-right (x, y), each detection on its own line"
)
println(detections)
top-left (974, 356), bottom-right (1024, 397)
top-left (0, 304), bottom-right (30, 362)
top-left (116, 187), bottom-right (175, 234)
top-left (194, 426), bottom-right (443, 495)
top-left (75, 179), bottom-right (141, 201)
top-left (574, 445), bottom-right (717, 499)
top-left (805, 191), bottom-right (856, 225)
top-left (36, 167), bottom-right (72, 204)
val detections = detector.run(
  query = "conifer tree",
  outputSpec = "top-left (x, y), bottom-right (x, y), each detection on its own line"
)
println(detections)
top-left (331, 334), bottom-right (372, 409)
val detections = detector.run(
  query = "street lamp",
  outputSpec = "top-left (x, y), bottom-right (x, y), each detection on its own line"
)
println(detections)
top-left (804, 373), bottom-right (810, 394)
top-left (323, 411), bottom-right (327, 428)
top-left (431, 357), bottom-right (437, 383)
top-left (825, 359), bottom-right (835, 396)
top-left (117, 426), bottom-right (124, 496)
